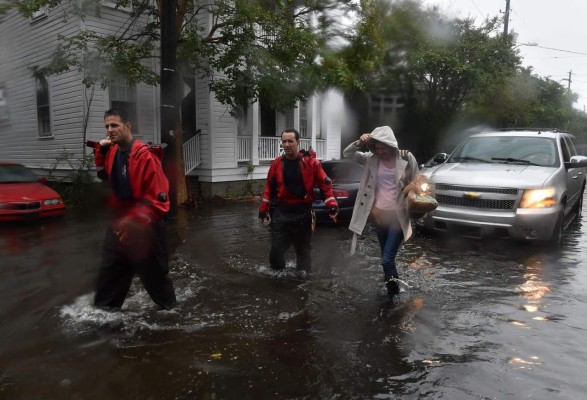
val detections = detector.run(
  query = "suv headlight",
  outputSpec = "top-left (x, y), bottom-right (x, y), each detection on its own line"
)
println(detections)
top-left (519, 188), bottom-right (556, 208)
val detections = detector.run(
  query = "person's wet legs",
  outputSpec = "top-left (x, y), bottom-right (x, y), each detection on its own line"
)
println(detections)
top-left (291, 219), bottom-right (312, 272)
top-left (375, 223), bottom-right (404, 297)
top-left (136, 260), bottom-right (176, 309)
top-left (135, 222), bottom-right (176, 310)
top-left (269, 220), bottom-right (290, 270)
top-left (94, 227), bottom-right (135, 308)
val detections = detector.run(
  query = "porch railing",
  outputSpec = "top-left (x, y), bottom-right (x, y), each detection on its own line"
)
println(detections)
top-left (183, 133), bottom-right (201, 174)
top-left (183, 134), bottom-right (325, 174)
top-left (259, 137), bottom-right (281, 160)
top-left (237, 136), bottom-right (252, 162)
top-left (237, 136), bottom-right (325, 162)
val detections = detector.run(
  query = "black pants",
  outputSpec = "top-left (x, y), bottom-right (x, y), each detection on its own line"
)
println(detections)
top-left (269, 213), bottom-right (313, 272)
top-left (94, 220), bottom-right (177, 309)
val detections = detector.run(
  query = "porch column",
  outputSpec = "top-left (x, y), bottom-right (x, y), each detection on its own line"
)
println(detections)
top-left (249, 101), bottom-right (260, 166)
top-left (308, 94), bottom-right (318, 150)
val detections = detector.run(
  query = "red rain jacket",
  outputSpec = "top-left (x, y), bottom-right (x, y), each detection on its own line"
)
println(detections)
top-left (92, 140), bottom-right (169, 224)
top-left (259, 150), bottom-right (338, 213)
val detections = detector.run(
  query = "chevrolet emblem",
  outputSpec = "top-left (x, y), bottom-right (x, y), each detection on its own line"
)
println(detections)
top-left (464, 192), bottom-right (481, 199)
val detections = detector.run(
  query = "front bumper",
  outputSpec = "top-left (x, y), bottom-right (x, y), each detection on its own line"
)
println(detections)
top-left (417, 204), bottom-right (561, 241)
top-left (0, 206), bottom-right (66, 222)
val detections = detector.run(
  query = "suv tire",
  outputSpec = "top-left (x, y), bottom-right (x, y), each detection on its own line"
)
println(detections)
top-left (549, 203), bottom-right (565, 248)
top-left (576, 187), bottom-right (584, 221)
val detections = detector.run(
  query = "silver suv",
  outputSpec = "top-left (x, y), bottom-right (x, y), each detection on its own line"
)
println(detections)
top-left (419, 129), bottom-right (587, 245)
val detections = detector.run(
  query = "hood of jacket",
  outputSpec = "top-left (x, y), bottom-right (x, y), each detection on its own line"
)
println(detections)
top-left (367, 126), bottom-right (398, 152)
top-left (129, 140), bottom-right (149, 158)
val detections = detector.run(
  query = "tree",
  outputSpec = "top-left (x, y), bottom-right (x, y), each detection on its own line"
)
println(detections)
top-left (467, 66), bottom-right (587, 141)
top-left (396, 13), bottom-right (519, 157)
top-left (329, 0), bottom-right (521, 160)
top-left (5, 0), bottom-right (357, 208)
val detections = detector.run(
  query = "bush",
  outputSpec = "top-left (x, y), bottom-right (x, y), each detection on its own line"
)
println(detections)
top-left (49, 150), bottom-right (102, 208)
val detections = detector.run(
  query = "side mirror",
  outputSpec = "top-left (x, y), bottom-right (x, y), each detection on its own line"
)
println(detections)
top-left (569, 155), bottom-right (587, 168)
top-left (433, 153), bottom-right (449, 164)
top-left (38, 176), bottom-right (48, 184)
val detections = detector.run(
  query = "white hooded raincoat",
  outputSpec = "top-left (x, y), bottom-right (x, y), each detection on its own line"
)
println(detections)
top-left (343, 126), bottom-right (420, 255)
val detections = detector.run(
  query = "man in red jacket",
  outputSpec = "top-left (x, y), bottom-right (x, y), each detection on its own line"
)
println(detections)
top-left (259, 129), bottom-right (338, 272)
top-left (91, 108), bottom-right (176, 309)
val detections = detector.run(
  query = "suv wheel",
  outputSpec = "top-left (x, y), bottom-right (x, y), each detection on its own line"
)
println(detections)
top-left (549, 203), bottom-right (565, 248)
top-left (576, 188), bottom-right (584, 221)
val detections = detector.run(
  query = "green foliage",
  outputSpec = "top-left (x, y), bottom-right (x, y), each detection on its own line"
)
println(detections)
top-left (245, 162), bottom-right (255, 179)
top-left (467, 66), bottom-right (587, 138)
top-left (2, 0), bottom-right (62, 16)
top-left (48, 149), bottom-right (97, 208)
top-left (333, 0), bottom-right (524, 159)
top-left (321, 0), bottom-right (385, 93)
top-left (400, 16), bottom-right (519, 118)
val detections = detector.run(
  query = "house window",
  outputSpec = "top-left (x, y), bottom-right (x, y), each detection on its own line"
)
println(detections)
top-left (109, 78), bottom-right (138, 130)
top-left (35, 77), bottom-right (51, 137)
top-left (299, 101), bottom-right (307, 138)
top-left (369, 95), bottom-right (405, 119)
top-left (0, 85), bottom-right (8, 122)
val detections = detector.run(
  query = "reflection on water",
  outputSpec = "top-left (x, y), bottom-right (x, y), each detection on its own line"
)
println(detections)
top-left (0, 197), bottom-right (586, 399)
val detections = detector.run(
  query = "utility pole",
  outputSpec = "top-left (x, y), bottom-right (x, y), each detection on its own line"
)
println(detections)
top-left (503, 0), bottom-right (511, 37)
top-left (562, 70), bottom-right (572, 91)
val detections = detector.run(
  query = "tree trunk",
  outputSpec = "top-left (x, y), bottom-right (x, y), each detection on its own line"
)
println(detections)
top-left (160, 0), bottom-right (188, 218)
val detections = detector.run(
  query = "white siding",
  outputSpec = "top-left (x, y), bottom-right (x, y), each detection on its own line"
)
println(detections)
top-left (195, 71), bottom-right (211, 170)
top-left (210, 96), bottom-right (237, 168)
top-left (285, 109), bottom-right (294, 129)
top-left (0, 5), bottom-right (85, 165)
top-left (0, 3), bottom-right (159, 166)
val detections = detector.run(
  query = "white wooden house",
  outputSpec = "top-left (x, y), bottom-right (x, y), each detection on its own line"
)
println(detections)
top-left (0, 3), bottom-right (344, 199)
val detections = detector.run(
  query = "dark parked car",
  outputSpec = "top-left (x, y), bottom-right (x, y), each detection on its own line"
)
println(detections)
top-left (313, 159), bottom-right (363, 224)
top-left (0, 162), bottom-right (66, 222)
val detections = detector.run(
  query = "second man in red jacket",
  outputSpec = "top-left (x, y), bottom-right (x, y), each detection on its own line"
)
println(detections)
top-left (259, 129), bottom-right (338, 272)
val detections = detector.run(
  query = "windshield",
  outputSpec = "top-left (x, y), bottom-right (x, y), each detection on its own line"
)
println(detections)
top-left (0, 164), bottom-right (39, 183)
top-left (449, 136), bottom-right (559, 167)
top-left (321, 162), bottom-right (363, 183)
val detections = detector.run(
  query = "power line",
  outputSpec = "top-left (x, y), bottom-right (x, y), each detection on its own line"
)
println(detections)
top-left (529, 45), bottom-right (587, 57)
top-left (468, 0), bottom-right (484, 18)
top-left (524, 56), bottom-right (587, 60)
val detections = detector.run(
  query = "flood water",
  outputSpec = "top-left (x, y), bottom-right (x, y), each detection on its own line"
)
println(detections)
top-left (1, 199), bottom-right (586, 399)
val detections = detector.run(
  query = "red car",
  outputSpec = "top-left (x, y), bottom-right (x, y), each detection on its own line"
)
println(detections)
top-left (0, 162), bottom-right (66, 221)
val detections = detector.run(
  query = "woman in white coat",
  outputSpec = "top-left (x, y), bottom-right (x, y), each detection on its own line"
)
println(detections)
top-left (343, 126), bottom-right (419, 297)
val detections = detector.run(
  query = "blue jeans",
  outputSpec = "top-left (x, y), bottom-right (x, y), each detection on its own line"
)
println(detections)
top-left (374, 223), bottom-right (404, 280)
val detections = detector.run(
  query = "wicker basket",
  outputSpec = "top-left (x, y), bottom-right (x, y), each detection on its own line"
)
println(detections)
top-left (403, 175), bottom-right (438, 215)
top-left (406, 190), bottom-right (438, 214)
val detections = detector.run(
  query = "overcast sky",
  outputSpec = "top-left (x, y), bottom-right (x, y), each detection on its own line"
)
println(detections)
top-left (421, 0), bottom-right (587, 111)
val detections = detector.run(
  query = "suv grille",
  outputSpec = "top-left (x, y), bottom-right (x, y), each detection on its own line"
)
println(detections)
top-left (436, 194), bottom-right (515, 210)
top-left (434, 184), bottom-right (518, 195)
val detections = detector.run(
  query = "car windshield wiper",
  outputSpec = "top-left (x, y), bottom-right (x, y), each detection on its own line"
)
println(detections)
top-left (451, 156), bottom-right (492, 163)
top-left (491, 157), bottom-right (539, 166)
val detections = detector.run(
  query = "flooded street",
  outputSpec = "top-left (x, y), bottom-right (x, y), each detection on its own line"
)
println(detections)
top-left (1, 199), bottom-right (586, 399)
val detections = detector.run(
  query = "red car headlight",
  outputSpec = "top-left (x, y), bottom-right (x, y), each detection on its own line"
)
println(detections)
top-left (43, 199), bottom-right (61, 206)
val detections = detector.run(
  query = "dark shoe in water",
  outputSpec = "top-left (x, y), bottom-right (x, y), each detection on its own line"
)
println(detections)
top-left (385, 279), bottom-right (400, 298)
